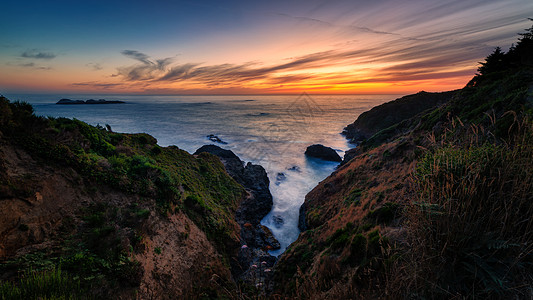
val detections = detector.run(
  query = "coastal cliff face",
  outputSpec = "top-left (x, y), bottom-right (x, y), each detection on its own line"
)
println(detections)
top-left (275, 29), bottom-right (533, 299)
top-left (342, 90), bottom-right (456, 144)
top-left (0, 99), bottom-right (253, 298)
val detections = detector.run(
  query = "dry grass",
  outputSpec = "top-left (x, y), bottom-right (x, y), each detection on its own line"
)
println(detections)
top-left (389, 115), bottom-right (533, 298)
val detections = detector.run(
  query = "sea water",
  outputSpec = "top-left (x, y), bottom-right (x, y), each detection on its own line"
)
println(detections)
top-left (6, 93), bottom-right (397, 255)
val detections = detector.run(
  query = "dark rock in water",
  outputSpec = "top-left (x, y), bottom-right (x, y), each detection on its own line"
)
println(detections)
top-left (260, 225), bottom-right (281, 250)
top-left (288, 165), bottom-right (301, 172)
top-left (56, 99), bottom-right (85, 104)
top-left (247, 112), bottom-right (269, 117)
top-left (56, 98), bottom-right (124, 104)
top-left (305, 144), bottom-right (342, 162)
top-left (240, 224), bottom-right (281, 250)
top-left (275, 172), bottom-right (286, 185)
top-left (206, 134), bottom-right (228, 144)
top-left (272, 215), bottom-right (284, 228)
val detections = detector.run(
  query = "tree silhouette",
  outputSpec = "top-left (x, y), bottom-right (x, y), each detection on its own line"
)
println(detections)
top-left (467, 19), bottom-right (533, 87)
top-left (477, 47), bottom-right (507, 76)
top-left (507, 18), bottom-right (533, 66)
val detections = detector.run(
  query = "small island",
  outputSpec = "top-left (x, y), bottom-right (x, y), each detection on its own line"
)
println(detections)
top-left (56, 98), bottom-right (125, 105)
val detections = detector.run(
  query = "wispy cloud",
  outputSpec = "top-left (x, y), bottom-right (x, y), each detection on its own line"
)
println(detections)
top-left (71, 81), bottom-right (123, 89)
top-left (276, 13), bottom-right (402, 37)
top-left (86, 62), bottom-right (103, 71)
top-left (20, 49), bottom-right (56, 60)
top-left (116, 50), bottom-right (175, 81)
top-left (157, 63), bottom-right (199, 81)
top-left (121, 50), bottom-right (152, 65)
top-left (6, 61), bottom-right (52, 70)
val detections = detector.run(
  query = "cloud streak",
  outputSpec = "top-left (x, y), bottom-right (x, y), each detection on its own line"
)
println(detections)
top-left (116, 50), bottom-right (176, 81)
top-left (112, 35), bottom-right (484, 89)
top-left (86, 62), bottom-right (103, 71)
top-left (71, 82), bottom-right (124, 89)
top-left (20, 49), bottom-right (56, 60)
top-left (6, 61), bottom-right (52, 70)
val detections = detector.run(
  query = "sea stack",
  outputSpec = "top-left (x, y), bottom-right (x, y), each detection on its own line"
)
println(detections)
top-left (304, 144), bottom-right (342, 162)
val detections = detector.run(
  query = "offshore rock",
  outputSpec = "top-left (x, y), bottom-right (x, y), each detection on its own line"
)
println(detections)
top-left (305, 144), bottom-right (342, 162)
top-left (56, 98), bottom-right (125, 104)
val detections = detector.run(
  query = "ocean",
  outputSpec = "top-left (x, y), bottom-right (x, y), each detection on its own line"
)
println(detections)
top-left (5, 93), bottom-right (398, 255)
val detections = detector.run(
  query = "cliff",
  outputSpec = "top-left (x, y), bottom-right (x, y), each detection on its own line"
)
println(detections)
top-left (0, 98), bottom-right (257, 298)
top-left (275, 25), bottom-right (533, 299)
top-left (342, 90), bottom-right (456, 144)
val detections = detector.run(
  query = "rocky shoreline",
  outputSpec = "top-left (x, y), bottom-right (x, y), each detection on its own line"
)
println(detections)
top-left (193, 145), bottom-right (278, 288)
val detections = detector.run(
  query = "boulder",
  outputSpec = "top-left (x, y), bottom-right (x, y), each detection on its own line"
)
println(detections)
top-left (305, 144), bottom-right (342, 162)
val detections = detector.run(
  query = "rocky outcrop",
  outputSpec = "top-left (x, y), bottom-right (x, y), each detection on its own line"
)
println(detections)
top-left (304, 144), bottom-right (342, 162)
top-left (56, 98), bottom-right (125, 104)
top-left (342, 91), bottom-right (456, 144)
top-left (194, 145), bottom-right (273, 226)
top-left (193, 145), bottom-right (278, 287)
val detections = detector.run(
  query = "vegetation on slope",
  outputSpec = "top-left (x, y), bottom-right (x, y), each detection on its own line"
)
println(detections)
top-left (396, 117), bottom-right (533, 297)
top-left (0, 97), bottom-right (245, 298)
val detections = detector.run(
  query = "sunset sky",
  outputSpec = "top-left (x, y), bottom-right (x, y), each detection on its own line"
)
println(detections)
top-left (1, 0), bottom-right (532, 95)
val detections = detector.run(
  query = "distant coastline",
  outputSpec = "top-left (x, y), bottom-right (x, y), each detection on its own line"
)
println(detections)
top-left (56, 98), bottom-right (125, 105)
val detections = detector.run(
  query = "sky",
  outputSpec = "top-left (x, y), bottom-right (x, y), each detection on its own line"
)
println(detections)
top-left (1, 0), bottom-right (532, 95)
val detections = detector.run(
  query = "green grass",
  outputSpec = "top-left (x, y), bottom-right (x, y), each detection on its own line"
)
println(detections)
top-left (0, 267), bottom-right (87, 300)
